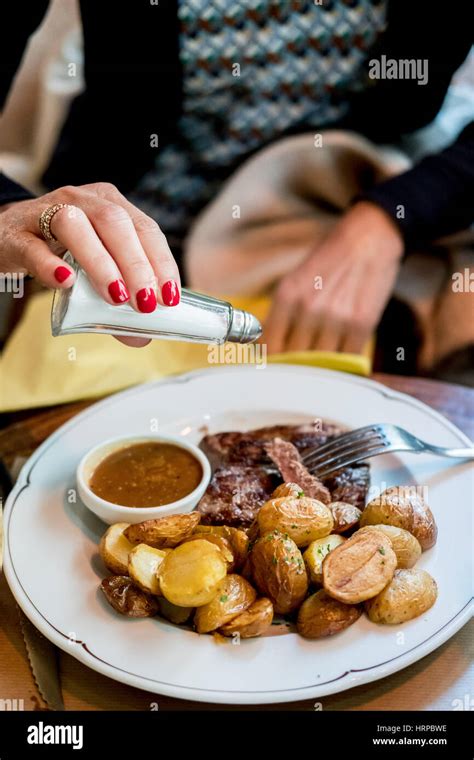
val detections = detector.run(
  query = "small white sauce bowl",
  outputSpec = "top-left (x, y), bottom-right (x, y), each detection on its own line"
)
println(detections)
top-left (76, 434), bottom-right (211, 525)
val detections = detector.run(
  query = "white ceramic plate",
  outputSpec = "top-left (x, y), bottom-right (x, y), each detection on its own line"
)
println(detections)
top-left (4, 366), bottom-right (473, 704)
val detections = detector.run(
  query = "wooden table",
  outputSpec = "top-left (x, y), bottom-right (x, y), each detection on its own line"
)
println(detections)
top-left (0, 373), bottom-right (472, 711)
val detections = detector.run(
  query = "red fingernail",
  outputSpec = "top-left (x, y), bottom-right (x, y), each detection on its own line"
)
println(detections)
top-left (161, 280), bottom-right (180, 306)
top-left (54, 265), bottom-right (72, 284)
top-left (136, 287), bottom-right (157, 313)
top-left (108, 279), bottom-right (130, 304)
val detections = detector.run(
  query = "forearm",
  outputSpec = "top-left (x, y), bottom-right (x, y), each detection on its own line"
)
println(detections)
top-left (362, 123), bottom-right (474, 246)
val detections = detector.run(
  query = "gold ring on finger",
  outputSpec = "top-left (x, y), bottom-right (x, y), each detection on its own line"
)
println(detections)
top-left (38, 203), bottom-right (74, 242)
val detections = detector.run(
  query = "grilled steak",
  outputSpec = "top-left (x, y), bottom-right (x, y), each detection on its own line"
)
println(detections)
top-left (324, 464), bottom-right (370, 509)
top-left (197, 422), bottom-right (370, 527)
top-left (264, 438), bottom-right (331, 504)
top-left (200, 422), bottom-right (342, 469)
top-left (197, 466), bottom-right (279, 527)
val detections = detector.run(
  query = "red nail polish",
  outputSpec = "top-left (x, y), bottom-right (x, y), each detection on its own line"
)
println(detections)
top-left (136, 287), bottom-right (157, 313)
top-left (108, 279), bottom-right (130, 304)
top-left (161, 280), bottom-right (180, 306)
top-left (54, 265), bottom-right (72, 284)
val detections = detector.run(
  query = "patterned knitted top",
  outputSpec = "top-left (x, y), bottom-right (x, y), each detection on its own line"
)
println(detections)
top-left (132, 0), bottom-right (387, 245)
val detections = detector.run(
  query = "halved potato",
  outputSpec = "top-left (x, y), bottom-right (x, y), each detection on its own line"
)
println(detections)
top-left (124, 513), bottom-right (201, 549)
top-left (99, 522), bottom-right (134, 575)
top-left (365, 568), bottom-right (438, 624)
top-left (128, 544), bottom-right (169, 595)
top-left (357, 525), bottom-right (422, 569)
top-left (157, 539), bottom-right (228, 607)
top-left (303, 535), bottom-right (346, 584)
top-left (194, 574), bottom-right (256, 633)
top-left (257, 496), bottom-right (334, 547)
top-left (220, 598), bottom-right (274, 638)
top-left (323, 529), bottom-right (397, 604)
top-left (297, 589), bottom-right (361, 639)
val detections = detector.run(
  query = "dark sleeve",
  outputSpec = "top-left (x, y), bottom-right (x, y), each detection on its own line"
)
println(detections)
top-left (0, 173), bottom-right (35, 205)
top-left (0, 2), bottom-right (49, 204)
top-left (343, 1), bottom-right (473, 142)
top-left (0, 2), bottom-right (49, 108)
top-left (361, 123), bottom-right (474, 245)
top-left (42, 1), bottom-right (182, 193)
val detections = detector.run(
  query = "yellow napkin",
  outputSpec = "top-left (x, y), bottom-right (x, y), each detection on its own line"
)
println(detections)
top-left (0, 291), bottom-right (371, 412)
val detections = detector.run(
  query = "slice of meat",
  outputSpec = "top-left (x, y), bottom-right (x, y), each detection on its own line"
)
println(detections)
top-left (200, 422), bottom-right (343, 469)
top-left (197, 466), bottom-right (279, 528)
top-left (264, 438), bottom-right (331, 504)
top-left (323, 464), bottom-right (370, 511)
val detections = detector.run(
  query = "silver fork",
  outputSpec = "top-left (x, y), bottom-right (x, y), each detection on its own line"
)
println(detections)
top-left (302, 423), bottom-right (474, 479)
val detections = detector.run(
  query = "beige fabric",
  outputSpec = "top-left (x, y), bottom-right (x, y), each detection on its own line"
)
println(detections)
top-left (395, 246), bottom-right (474, 371)
top-left (185, 131), bottom-right (474, 372)
top-left (0, 0), bottom-right (83, 192)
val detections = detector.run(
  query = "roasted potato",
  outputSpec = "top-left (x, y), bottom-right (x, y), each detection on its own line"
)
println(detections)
top-left (124, 512), bottom-right (201, 548)
top-left (360, 487), bottom-right (437, 550)
top-left (220, 598), bottom-right (274, 638)
top-left (330, 502), bottom-right (362, 534)
top-left (226, 528), bottom-right (250, 570)
top-left (99, 522), bottom-right (134, 575)
top-left (158, 539), bottom-right (227, 607)
top-left (365, 568), bottom-right (438, 624)
top-left (323, 529), bottom-right (397, 604)
top-left (157, 598), bottom-right (194, 624)
top-left (193, 525), bottom-right (249, 571)
top-left (100, 575), bottom-right (159, 617)
top-left (303, 535), bottom-right (346, 584)
top-left (241, 556), bottom-right (254, 582)
top-left (128, 544), bottom-right (169, 595)
top-left (246, 520), bottom-right (260, 544)
top-left (250, 531), bottom-right (308, 614)
top-left (181, 533), bottom-right (234, 567)
top-left (194, 574), bottom-right (256, 633)
top-left (357, 525), bottom-right (422, 569)
top-left (272, 482), bottom-right (304, 499)
top-left (257, 496), bottom-right (334, 548)
top-left (297, 589), bottom-right (361, 639)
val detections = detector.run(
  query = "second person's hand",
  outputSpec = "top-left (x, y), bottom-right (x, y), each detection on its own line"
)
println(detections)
top-left (264, 202), bottom-right (404, 355)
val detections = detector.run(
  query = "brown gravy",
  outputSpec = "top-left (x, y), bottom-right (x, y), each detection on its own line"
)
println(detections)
top-left (90, 442), bottom-right (202, 508)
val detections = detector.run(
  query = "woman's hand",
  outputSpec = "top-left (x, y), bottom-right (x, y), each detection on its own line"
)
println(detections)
top-left (264, 202), bottom-right (404, 355)
top-left (0, 182), bottom-right (181, 345)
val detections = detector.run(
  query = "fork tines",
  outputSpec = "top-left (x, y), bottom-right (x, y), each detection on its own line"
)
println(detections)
top-left (302, 424), bottom-right (388, 478)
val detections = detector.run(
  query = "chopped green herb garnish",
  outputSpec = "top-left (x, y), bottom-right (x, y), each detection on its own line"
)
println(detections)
top-left (220, 595), bottom-right (228, 603)
top-left (378, 547), bottom-right (386, 555)
top-left (297, 490), bottom-right (305, 498)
